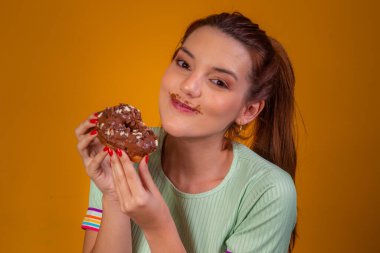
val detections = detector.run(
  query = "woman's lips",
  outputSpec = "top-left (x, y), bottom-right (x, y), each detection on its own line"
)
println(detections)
top-left (171, 97), bottom-right (200, 114)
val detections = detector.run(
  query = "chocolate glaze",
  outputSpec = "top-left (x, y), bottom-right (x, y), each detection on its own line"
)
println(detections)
top-left (95, 103), bottom-right (158, 159)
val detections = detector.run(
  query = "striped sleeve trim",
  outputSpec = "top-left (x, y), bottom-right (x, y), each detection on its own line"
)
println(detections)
top-left (81, 207), bottom-right (103, 232)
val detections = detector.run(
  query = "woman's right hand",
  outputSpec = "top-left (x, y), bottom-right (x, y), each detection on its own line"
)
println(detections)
top-left (75, 112), bottom-right (118, 200)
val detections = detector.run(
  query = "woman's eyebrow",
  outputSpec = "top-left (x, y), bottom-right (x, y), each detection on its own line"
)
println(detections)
top-left (179, 46), bottom-right (195, 59)
top-left (179, 46), bottom-right (239, 82)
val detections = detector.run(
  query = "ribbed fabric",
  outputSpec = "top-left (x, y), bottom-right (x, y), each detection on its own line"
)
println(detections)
top-left (81, 127), bottom-right (297, 253)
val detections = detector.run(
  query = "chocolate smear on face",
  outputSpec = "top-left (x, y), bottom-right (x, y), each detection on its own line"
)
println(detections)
top-left (169, 92), bottom-right (202, 114)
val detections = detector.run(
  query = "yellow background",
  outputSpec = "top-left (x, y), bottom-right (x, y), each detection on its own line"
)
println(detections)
top-left (1, 0), bottom-right (379, 252)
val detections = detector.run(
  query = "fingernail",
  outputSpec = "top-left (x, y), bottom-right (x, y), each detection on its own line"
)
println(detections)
top-left (116, 149), bottom-right (122, 157)
top-left (90, 119), bottom-right (98, 124)
top-left (108, 149), bottom-right (114, 157)
top-left (103, 146), bottom-right (109, 152)
top-left (90, 129), bottom-right (97, 135)
top-left (145, 155), bottom-right (149, 164)
top-left (94, 112), bottom-right (99, 117)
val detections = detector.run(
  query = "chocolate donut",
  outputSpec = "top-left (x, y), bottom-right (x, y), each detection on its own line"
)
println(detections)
top-left (95, 103), bottom-right (158, 163)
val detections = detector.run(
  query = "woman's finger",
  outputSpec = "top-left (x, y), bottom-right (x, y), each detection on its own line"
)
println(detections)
top-left (110, 151), bottom-right (132, 200)
top-left (74, 113), bottom-right (98, 139)
top-left (91, 137), bottom-right (102, 147)
top-left (138, 155), bottom-right (158, 193)
top-left (86, 146), bottom-right (109, 175)
top-left (118, 150), bottom-right (146, 196)
top-left (76, 129), bottom-right (98, 158)
top-left (111, 164), bottom-right (125, 206)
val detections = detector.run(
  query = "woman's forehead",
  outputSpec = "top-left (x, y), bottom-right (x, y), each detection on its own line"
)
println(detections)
top-left (181, 26), bottom-right (252, 77)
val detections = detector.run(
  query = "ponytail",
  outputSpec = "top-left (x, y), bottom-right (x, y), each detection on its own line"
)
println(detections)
top-left (252, 37), bottom-right (297, 180)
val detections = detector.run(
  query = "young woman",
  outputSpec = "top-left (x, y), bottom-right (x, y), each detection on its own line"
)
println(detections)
top-left (76, 12), bottom-right (297, 253)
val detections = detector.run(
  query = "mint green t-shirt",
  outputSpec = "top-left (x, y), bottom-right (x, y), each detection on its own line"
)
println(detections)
top-left (81, 128), bottom-right (297, 253)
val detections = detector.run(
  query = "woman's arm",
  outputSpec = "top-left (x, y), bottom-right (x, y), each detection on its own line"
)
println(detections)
top-left (83, 196), bottom-right (132, 253)
top-left (83, 230), bottom-right (97, 253)
top-left (76, 113), bottom-right (133, 252)
top-left (109, 150), bottom-right (187, 253)
top-left (143, 218), bottom-right (186, 253)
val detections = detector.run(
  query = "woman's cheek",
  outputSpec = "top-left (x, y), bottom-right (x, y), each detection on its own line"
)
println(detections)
top-left (160, 70), bottom-right (169, 90)
top-left (208, 96), bottom-right (239, 124)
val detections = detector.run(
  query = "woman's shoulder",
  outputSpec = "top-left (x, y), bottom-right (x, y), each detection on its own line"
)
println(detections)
top-left (232, 142), bottom-right (297, 223)
top-left (232, 141), bottom-right (296, 200)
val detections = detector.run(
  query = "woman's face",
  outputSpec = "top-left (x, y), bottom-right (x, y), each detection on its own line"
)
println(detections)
top-left (159, 26), bottom-right (253, 139)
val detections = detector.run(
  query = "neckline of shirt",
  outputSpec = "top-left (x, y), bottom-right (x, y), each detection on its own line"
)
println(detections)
top-left (156, 136), bottom-right (240, 199)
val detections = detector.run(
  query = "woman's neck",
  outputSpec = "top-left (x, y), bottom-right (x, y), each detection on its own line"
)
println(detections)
top-left (161, 133), bottom-right (233, 193)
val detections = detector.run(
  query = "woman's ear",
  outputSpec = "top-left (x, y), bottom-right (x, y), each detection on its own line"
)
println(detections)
top-left (235, 100), bottom-right (265, 125)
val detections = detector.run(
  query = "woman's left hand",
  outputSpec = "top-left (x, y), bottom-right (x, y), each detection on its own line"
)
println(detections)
top-left (109, 149), bottom-right (172, 232)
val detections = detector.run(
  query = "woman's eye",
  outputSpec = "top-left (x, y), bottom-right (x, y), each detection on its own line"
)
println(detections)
top-left (211, 79), bottom-right (228, 89)
top-left (176, 59), bottom-right (190, 70)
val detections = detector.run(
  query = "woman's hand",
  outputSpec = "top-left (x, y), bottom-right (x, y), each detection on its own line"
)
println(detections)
top-left (110, 149), bottom-right (172, 232)
top-left (75, 112), bottom-right (117, 200)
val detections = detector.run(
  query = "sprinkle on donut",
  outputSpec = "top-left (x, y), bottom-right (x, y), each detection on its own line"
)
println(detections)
top-left (95, 103), bottom-right (158, 162)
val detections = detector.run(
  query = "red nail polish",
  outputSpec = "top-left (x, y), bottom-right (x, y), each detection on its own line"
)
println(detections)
top-left (116, 149), bottom-right (122, 157)
top-left (90, 119), bottom-right (98, 124)
top-left (103, 146), bottom-right (109, 152)
top-left (90, 129), bottom-right (97, 135)
top-left (94, 112), bottom-right (99, 117)
top-left (145, 155), bottom-right (149, 164)
top-left (108, 149), bottom-right (114, 157)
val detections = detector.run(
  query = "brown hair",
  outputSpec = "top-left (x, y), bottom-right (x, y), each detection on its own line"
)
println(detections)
top-left (170, 12), bottom-right (298, 251)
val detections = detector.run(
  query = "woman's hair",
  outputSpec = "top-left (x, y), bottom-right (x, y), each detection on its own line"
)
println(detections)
top-left (170, 12), bottom-right (298, 252)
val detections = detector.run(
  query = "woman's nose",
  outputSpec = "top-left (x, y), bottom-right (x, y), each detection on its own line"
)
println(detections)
top-left (180, 74), bottom-right (202, 97)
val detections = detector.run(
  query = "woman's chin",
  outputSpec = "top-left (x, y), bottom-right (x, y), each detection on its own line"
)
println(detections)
top-left (161, 121), bottom-right (187, 137)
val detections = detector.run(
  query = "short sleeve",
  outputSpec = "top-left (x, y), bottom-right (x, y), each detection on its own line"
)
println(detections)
top-left (225, 170), bottom-right (297, 253)
top-left (81, 180), bottom-right (104, 232)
